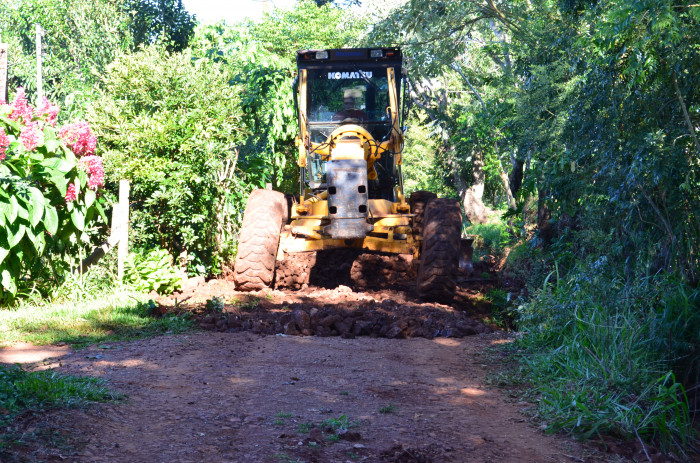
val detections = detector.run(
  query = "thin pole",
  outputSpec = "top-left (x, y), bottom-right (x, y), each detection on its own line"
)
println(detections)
top-left (0, 44), bottom-right (7, 103)
top-left (117, 180), bottom-right (130, 283)
top-left (35, 24), bottom-right (43, 104)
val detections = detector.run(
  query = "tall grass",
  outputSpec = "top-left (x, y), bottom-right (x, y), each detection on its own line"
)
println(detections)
top-left (466, 220), bottom-right (512, 258)
top-left (516, 266), bottom-right (699, 455)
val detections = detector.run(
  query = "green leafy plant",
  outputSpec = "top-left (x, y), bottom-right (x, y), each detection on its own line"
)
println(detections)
top-left (466, 221), bottom-right (512, 258)
top-left (378, 404), bottom-right (396, 414)
top-left (124, 248), bottom-right (182, 294)
top-left (297, 422), bottom-right (312, 433)
top-left (205, 296), bottom-right (224, 313)
top-left (320, 414), bottom-right (358, 433)
top-left (0, 89), bottom-right (108, 304)
top-left (88, 45), bottom-right (248, 276)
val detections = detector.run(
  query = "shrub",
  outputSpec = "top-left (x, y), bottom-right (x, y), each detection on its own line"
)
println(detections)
top-left (466, 220), bottom-right (512, 258)
top-left (87, 46), bottom-right (248, 275)
top-left (0, 89), bottom-right (108, 304)
top-left (124, 248), bottom-right (183, 295)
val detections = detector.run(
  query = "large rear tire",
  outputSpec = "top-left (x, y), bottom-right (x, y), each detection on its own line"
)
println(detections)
top-left (416, 198), bottom-right (462, 303)
top-left (409, 190), bottom-right (438, 235)
top-left (233, 189), bottom-right (286, 291)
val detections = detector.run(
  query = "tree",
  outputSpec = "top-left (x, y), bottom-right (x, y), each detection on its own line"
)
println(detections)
top-left (365, 0), bottom-right (528, 222)
top-left (0, 0), bottom-right (132, 106)
top-left (313, 0), bottom-right (360, 6)
top-left (122, 0), bottom-right (196, 52)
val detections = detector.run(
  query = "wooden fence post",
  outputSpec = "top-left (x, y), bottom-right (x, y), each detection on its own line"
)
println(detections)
top-left (35, 25), bottom-right (43, 104)
top-left (117, 179), bottom-right (130, 283)
top-left (0, 44), bottom-right (8, 103)
top-left (80, 180), bottom-right (130, 276)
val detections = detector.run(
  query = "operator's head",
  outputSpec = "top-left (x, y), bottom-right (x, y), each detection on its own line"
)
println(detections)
top-left (343, 89), bottom-right (362, 110)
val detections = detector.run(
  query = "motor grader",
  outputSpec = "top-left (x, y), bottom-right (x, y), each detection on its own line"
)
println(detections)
top-left (232, 47), bottom-right (466, 302)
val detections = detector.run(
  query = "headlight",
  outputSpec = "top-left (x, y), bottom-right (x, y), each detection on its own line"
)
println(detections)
top-left (315, 50), bottom-right (329, 59)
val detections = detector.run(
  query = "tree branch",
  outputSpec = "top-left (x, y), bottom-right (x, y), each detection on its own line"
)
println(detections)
top-left (673, 71), bottom-right (700, 158)
top-left (450, 62), bottom-right (486, 110)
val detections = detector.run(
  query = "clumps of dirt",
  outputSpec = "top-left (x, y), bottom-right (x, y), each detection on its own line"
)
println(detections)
top-left (155, 248), bottom-right (499, 339)
top-left (380, 443), bottom-right (446, 462)
top-left (193, 297), bottom-right (490, 339)
top-left (274, 249), bottom-right (415, 290)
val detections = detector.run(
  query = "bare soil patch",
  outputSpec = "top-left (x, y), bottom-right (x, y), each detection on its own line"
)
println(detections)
top-left (0, 342), bottom-right (70, 366)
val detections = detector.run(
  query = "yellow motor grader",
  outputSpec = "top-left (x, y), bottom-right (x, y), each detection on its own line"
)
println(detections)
top-left (233, 47), bottom-right (465, 302)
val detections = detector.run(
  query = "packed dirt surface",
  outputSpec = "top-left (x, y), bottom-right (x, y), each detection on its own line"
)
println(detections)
top-left (2, 252), bottom-right (645, 462)
top-left (7, 333), bottom-right (627, 463)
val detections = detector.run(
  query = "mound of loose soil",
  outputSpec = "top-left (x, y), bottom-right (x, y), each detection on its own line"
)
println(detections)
top-left (275, 249), bottom-right (416, 291)
top-left (194, 296), bottom-right (491, 339)
top-left (154, 249), bottom-right (500, 340)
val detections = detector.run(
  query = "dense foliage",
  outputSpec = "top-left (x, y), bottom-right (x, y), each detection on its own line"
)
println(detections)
top-left (0, 0), bottom-right (132, 107)
top-left (370, 0), bottom-right (700, 453)
top-left (87, 46), bottom-right (246, 274)
top-left (0, 89), bottom-right (108, 303)
top-left (123, 0), bottom-right (196, 51)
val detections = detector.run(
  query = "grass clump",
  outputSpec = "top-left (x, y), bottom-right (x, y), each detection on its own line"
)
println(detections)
top-left (0, 288), bottom-right (193, 348)
top-left (297, 421), bottom-right (312, 433)
top-left (0, 365), bottom-right (121, 423)
top-left (378, 404), bottom-right (395, 414)
top-left (0, 364), bottom-right (122, 452)
top-left (515, 266), bottom-right (698, 456)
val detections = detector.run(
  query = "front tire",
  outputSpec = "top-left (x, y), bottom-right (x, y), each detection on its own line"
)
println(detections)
top-left (416, 198), bottom-right (462, 303)
top-left (233, 189), bottom-right (286, 291)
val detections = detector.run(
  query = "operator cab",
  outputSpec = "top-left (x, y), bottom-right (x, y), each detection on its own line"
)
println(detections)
top-left (295, 48), bottom-right (403, 201)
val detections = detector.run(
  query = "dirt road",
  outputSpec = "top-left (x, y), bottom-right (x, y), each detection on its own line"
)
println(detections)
top-left (2, 264), bottom-right (633, 463)
top-left (7, 330), bottom-right (623, 463)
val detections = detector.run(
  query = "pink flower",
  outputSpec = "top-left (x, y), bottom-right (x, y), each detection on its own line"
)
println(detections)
top-left (8, 88), bottom-right (33, 124)
top-left (20, 122), bottom-right (42, 151)
top-left (78, 155), bottom-right (105, 190)
top-left (58, 121), bottom-right (96, 157)
top-left (0, 128), bottom-right (9, 161)
top-left (36, 96), bottom-right (60, 127)
top-left (65, 183), bottom-right (77, 202)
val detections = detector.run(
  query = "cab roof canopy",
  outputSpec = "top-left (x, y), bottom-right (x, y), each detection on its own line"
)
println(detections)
top-left (296, 48), bottom-right (402, 68)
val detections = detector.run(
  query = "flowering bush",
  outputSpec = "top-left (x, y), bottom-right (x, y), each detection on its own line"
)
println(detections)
top-left (0, 88), bottom-right (107, 303)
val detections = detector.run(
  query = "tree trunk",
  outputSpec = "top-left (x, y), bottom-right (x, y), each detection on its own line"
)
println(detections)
top-left (537, 186), bottom-right (552, 244)
top-left (498, 160), bottom-right (516, 211)
top-left (509, 157), bottom-right (524, 197)
top-left (461, 147), bottom-right (489, 224)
